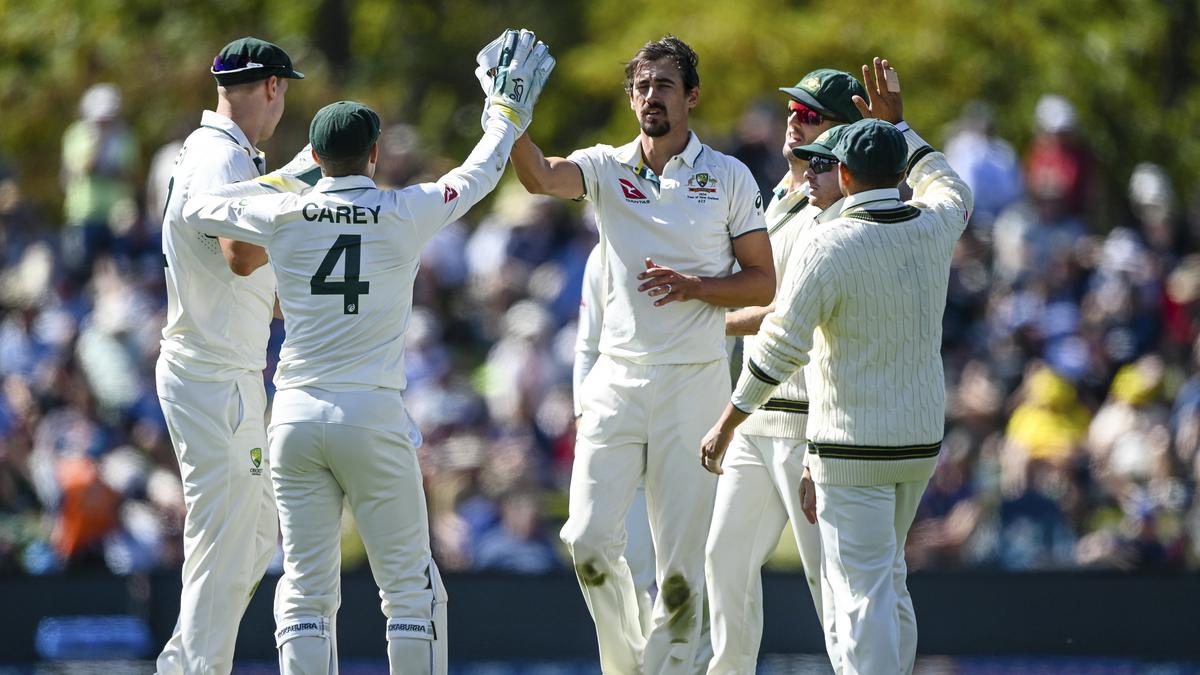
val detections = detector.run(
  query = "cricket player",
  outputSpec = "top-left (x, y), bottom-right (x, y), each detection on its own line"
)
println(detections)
top-left (574, 243), bottom-right (655, 635)
top-left (502, 36), bottom-right (775, 674)
top-left (701, 58), bottom-right (972, 675)
top-left (156, 36), bottom-right (303, 674)
top-left (705, 69), bottom-right (866, 675)
top-left (182, 30), bottom-right (555, 675)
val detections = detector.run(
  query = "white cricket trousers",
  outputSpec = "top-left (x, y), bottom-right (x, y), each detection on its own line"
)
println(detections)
top-left (816, 479), bottom-right (929, 675)
top-left (269, 421), bottom-right (447, 675)
top-left (155, 358), bottom-right (277, 675)
top-left (562, 355), bottom-right (727, 675)
top-left (705, 431), bottom-right (827, 675)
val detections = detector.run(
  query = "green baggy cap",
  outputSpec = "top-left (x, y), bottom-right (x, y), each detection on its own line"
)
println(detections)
top-left (211, 37), bottom-right (304, 86)
top-left (309, 101), bottom-right (381, 159)
top-left (832, 118), bottom-right (908, 177)
top-left (779, 69), bottom-right (866, 124)
top-left (792, 124), bottom-right (852, 161)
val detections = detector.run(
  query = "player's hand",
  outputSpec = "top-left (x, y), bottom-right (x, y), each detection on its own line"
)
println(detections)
top-left (699, 422), bottom-right (733, 475)
top-left (255, 143), bottom-right (321, 194)
top-left (475, 32), bottom-right (507, 129)
top-left (799, 467), bottom-right (817, 524)
top-left (638, 257), bottom-right (701, 307)
top-left (852, 56), bottom-right (904, 124)
top-left (483, 29), bottom-right (556, 134)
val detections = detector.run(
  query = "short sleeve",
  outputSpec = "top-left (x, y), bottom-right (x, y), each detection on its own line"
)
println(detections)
top-left (566, 145), bottom-right (608, 203)
top-left (727, 160), bottom-right (767, 240)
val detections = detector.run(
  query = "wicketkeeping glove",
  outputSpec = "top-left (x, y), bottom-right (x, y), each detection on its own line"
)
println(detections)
top-left (475, 28), bottom-right (555, 134)
top-left (255, 144), bottom-right (322, 194)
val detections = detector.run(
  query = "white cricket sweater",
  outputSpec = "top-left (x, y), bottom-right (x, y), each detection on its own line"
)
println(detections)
top-left (731, 126), bottom-right (972, 486)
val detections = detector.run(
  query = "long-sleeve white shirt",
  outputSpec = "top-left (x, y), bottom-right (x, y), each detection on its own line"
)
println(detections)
top-left (731, 126), bottom-right (973, 486)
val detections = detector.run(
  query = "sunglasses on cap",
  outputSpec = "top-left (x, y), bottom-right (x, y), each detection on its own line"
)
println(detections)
top-left (807, 155), bottom-right (838, 175)
top-left (788, 100), bottom-right (824, 126)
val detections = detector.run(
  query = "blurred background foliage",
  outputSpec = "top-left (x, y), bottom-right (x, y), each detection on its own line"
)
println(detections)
top-left (0, 0), bottom-right (1198, 222)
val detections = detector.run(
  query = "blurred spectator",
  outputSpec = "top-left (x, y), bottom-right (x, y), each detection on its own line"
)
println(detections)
top-left (1024, 94), bottom-right (1097, 220)
top-left (59, 83), bottom-right (140, 280)
top-left (474, 492), bottom-right (561, 574)
top-left (728, 98), bottom-right (788, 198)
top-left (944, 100), bottom-right (1023, 229)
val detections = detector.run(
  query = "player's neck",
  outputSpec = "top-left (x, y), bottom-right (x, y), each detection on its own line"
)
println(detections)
top-left (215, 98), bottom-right (262, 147)
top-left (639, 127), bottom-right (690, 176)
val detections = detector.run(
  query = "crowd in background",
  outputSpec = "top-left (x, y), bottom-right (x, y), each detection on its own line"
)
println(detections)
top-left (0, 82), bottom-right (1198, 579)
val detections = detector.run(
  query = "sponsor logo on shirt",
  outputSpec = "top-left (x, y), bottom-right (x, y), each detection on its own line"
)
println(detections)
top-left (618, 178), bottom-right (649, 203)
top-left (443, 184), bottom-right (459, 203)
top-left (250, 447), bottom-right (263, 476)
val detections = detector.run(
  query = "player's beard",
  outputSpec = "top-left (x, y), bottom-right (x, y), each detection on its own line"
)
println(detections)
top-left (640, 106), bottom-right (670, 137)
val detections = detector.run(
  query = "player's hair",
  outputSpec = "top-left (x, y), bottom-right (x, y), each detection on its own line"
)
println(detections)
top-left (848, 169), bottom-right (905, 191)
top-left (317, 149), bottom-right (372, 178)
top-left (624, 35), bottom-right (700, 94)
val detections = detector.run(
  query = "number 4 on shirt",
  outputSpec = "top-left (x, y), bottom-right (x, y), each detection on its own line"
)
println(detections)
top-left (310, 234), bottom-right (370, 314)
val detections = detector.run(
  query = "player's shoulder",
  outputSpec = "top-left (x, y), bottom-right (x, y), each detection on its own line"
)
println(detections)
top-left (695, 143), bottom-right (756, 183)
top-left (567, 142), bottom-right (623, 166)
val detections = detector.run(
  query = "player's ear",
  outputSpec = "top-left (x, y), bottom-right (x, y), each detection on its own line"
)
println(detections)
top-left (686, 85), bottom-right (699, 111)
top-left (369, 143), bottom-right (379, 164)
top-left (265, 75), bottom-right (280, 101)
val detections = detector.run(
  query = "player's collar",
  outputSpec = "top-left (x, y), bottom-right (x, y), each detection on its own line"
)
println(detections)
top-left (616, 131), bottom-right (703, 169)
top-left (818, 196), bottom-right (846, 222)
top-left (839, 188), bottom-right (902, 214)
top-left (313, 174), bottom-right (377, 193)
top-left (200, 110), bottom-right (257, 157)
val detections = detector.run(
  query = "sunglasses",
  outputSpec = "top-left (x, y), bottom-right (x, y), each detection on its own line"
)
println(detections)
top-left (788, 100), bottom-right (824, 126)
top-left (808, 155), bottom-right (838, 175)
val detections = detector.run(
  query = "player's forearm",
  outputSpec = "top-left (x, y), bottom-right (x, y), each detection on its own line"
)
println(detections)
top-left (443, 114), bottom-right (518, 210)
top-left (695, 265), bottom-right (774, 308)
top-left (510, 134), bottom-right (552, 193)
top-left (900, 122), bottom-right (974, 227)
top-left (725, 304), bottom-right (773, 336)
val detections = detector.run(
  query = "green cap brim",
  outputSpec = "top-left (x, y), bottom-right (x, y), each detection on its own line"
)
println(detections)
top-left (791, 142), bottom-right (837, 161)
top-left (779, 87), bottom-right (838, 120)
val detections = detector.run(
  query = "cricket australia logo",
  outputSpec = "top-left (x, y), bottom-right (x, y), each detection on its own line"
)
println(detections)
top-left (686, 172), bottom-right (720, 203)
top-left (250, 447), bottom-right (263, 476)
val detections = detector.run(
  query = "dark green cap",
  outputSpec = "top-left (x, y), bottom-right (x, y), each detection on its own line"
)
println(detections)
top-left (309, 101), bottom-right (381, 159)
top-left (831, 118), bottom-right (908, 177)
top-left (792, 124), bottom-right (852, 161)
top-left (211, 37), bottom-right (304, 86)
top-left (779, 69), bottom-right (866, 124)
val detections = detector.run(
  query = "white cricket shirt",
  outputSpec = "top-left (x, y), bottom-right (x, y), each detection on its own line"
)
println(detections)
top-left (160, 111), bottom-right (276, 381)
top-left (568, 132), bottom-right (766, 365)
top-left (183, 117), bottom-right (517, 432)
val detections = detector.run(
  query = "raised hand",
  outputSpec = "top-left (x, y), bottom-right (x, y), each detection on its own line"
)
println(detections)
top-left (852, 56), bottom-right (904, 124)
top-left (482, 29), bottom-right (556, 134)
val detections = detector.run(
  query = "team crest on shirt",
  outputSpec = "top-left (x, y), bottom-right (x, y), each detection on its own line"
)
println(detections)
top-left (618, 178), bottom-right (649, 203)
top-left (250, 447), bottom-right (263, 476)
top-left (686, 173), bottom-right (720, 203)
